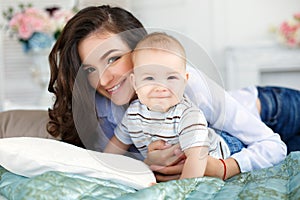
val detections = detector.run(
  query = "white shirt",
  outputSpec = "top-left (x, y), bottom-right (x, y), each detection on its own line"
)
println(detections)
top-left (185, 66), bottom-right (287, 172)
top-left (228, 85), bottom-right (259, 119)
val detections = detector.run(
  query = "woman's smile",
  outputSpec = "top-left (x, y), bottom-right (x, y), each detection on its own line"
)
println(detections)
top-left (106, 79), bottom-right (126, 95)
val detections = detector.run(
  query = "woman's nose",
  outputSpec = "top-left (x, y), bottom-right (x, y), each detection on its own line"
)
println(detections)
top-left (99, 68), bottom-right (114, 86)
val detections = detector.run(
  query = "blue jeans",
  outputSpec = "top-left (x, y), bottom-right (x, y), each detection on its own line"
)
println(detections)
top-left (215, 130), bottom-right (246, 155)
top-left (257, 86), bottom-right (300, 153)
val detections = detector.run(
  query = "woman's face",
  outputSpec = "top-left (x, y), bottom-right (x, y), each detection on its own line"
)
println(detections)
top-left (78, 33), bottom-right (135, 105)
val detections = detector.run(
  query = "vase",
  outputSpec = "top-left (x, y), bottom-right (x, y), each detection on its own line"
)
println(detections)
top-left (29, 48), bottom-right (53, 108)
top-left (23, 32), bottom-right (55, 53)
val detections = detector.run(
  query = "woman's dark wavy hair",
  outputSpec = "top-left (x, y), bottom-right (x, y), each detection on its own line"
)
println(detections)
top-left (47, 5), bottom-right (147, 148)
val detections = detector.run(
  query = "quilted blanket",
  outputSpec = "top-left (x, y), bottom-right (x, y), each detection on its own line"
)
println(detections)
top-left (0, 152), bottom-right (299, 200)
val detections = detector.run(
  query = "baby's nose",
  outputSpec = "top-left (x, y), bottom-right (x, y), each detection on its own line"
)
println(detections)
top-left (154, 85), bottom-right (168, 92)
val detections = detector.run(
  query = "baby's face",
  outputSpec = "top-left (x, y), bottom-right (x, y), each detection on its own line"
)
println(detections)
top-left (132, 49), bottom-right (188, 112)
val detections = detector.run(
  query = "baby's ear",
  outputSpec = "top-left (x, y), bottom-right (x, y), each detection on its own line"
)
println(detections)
top-left (130, 73), bottom-right (137, 90)
top-left (185, 72), bottom-right (189, 81)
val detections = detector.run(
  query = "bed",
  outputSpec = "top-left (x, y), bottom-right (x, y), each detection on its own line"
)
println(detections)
top-left (0, 137), bottom-right (299, 200)
top-left (0, 110), bottom-right (299, 199)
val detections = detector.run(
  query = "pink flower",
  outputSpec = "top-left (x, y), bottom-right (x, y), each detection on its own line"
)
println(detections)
top-left (9, 13), bottom-right (32, 39)
top-left (294, 13), bottom-right (300, 21)
top-left (8, 7), bottom-right (52, 40)
top-left (4, 4), bottom-right (75, 52)
top-left (280, 22), bottom-right (296, 35)
top-left (277, 13), bottom-right (300, 47)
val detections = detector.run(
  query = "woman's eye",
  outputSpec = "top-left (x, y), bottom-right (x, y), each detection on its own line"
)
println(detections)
top-left (107, 56), bottom-right (121, 64)
top-left (168, 75), bottom-right (178, 80)
top-left (84, 67), bottom-right (96, 74)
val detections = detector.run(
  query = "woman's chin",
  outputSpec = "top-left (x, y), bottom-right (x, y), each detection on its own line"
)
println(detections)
top-left (111, 92), bottom-right (134, 106)
top-left (111, 98), bottom-right (128, 106)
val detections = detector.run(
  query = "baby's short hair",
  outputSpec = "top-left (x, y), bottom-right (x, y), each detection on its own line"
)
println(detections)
top-left (133, 32), bottom-right (186, 62)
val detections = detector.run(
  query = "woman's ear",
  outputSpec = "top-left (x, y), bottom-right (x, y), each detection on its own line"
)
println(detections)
top-left (130, 73), bottom-right (137, 91)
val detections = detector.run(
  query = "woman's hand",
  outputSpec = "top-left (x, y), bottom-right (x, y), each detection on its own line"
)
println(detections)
top-left (144, 140), bottom-right (185, 166)
top-left (151, 161), bottom-right (184, 182)
top-left (144, 140), bottom-right (186, 182)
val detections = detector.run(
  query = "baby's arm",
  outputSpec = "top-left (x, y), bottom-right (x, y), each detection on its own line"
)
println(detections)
top-left (104, 136), bottom-right (131, 155)
top-left (180, 146), bottom-right (209, 179)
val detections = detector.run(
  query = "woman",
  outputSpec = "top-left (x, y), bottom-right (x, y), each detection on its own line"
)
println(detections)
top-left (47, 5), bottom-right (299, 181)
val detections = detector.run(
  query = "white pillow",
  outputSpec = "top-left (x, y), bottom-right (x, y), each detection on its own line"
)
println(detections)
top-left (0, 137), bottom-right (156, 189)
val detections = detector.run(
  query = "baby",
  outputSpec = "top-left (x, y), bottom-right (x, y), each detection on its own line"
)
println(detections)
top-left (105, 32), bottom-right (230, 179)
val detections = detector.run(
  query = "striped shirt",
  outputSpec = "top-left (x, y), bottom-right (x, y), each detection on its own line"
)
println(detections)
top-left (114, 97), bottom-right (230, 159)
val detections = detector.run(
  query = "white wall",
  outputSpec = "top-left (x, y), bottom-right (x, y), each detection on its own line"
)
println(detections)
top-left (129, 0), bottom-right (300, 88)
top-left (215, 0), bottom-right (300, 89)
top-left (224, 0), bottom-right (300, 45)
top-left (1, 0), bottom-right (300, 110)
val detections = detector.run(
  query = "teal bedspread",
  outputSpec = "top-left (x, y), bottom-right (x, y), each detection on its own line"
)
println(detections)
top-left (0, 152), bottom-right (299, 200)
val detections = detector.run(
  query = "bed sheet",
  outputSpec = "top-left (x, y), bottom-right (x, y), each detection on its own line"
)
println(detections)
top-left (0, 152), bottom-right (299, 200)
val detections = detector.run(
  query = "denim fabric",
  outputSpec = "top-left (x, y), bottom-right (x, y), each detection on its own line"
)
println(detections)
top-left (257, 86), bottom-right (300, 153)
top-left (215, 129), bottom-right (246, 155)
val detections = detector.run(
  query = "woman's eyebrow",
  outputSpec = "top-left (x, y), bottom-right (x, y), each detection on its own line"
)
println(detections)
top-left (81, 64), bottom-right (91, 68)
top-left (101, 49), bottom-right (119, 60)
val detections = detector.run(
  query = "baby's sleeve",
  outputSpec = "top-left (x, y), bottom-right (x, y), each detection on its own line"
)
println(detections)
top-left (114, 115), bottom-right (133, 145)
top-left (178, 107), bottom-right (209, 151)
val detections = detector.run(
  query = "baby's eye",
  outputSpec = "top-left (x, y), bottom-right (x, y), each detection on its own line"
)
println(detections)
top-left (84, 67), bottom-right (96, 74)
top-left (167, 75), bottom-right (178, 80)
top-left (108, 56), bottom-right (121, 64)
top-left (143, 76), bottom-right (154, 81)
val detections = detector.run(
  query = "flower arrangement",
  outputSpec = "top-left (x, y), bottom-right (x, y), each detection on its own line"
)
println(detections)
top-left (2, 3), bottom-right (76, 52)
top-left (276, 12), bottom-right (300, 47)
